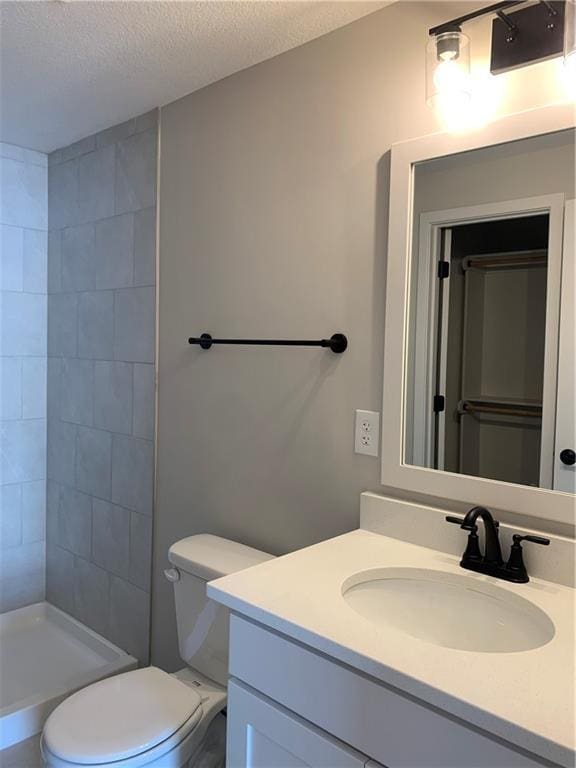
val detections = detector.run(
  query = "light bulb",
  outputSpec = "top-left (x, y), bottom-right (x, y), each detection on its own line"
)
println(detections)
top-left (426, 31), bottom-right (471, 109)
top-left (433, 59), bottom-right (469, 95)
top-left (438, 49), bottom-right (457, 62)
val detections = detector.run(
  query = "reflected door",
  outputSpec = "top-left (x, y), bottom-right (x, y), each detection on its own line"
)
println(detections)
top-left (554, 199), bottom-right (576, 493)
top-left (434, 213), bottom-right (550, 487)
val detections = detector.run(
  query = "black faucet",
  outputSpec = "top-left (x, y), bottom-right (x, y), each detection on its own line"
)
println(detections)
top-left (446, 506), bottom-right (550, 583)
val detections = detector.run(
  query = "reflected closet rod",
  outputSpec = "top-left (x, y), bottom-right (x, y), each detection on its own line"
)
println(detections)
top-left (460, 400), bottom-right (542, 418)
top-left (464, 252), bottom-right (547, 270)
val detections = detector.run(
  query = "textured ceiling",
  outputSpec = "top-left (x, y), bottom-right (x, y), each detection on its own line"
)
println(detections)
top-left (0, 0), bottom-right (391, 152)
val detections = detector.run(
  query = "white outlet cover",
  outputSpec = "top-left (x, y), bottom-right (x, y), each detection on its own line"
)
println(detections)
top-left (355, 410), bottom-right (380, 457)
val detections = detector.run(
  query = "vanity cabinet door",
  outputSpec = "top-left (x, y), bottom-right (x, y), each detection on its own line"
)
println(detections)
top-left (227, 679), bottom-right (373, 768)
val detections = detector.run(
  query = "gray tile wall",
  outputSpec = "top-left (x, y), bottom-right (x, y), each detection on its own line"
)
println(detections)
top-left (0, 142), bottom-right (48, 613)
top-left (46, 111), bottom-right (157, 663)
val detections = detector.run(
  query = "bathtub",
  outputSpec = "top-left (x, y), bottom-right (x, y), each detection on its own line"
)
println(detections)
top-left (0, 602), bottom-right (137, 749)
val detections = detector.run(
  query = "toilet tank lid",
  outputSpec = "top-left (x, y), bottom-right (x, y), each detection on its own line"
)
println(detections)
top-left (168, 534), bottom-right (274, 580)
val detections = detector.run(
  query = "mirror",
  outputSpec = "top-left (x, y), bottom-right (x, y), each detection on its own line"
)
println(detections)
top-left (405, 128), bottom-right (575, 494)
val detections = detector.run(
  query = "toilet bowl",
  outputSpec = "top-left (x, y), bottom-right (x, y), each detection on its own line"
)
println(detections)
top-left (41, 535), bottom-right (274, 768)
top-left (41, 668), bottom-right (225, 768)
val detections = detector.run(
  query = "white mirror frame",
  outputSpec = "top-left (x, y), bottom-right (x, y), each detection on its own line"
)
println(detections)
top-left (381, 103), bottom-right (576, 527)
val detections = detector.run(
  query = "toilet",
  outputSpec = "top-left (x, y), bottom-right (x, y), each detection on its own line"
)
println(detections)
top-left (41, 535), bottom-right (274, 768)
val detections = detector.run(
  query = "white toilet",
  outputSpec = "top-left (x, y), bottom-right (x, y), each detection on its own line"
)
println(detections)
top-left (41, 535), bottom-right (274, 768)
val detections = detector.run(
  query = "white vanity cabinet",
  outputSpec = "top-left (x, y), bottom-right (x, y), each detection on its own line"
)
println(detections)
top-left (226, 615), bottom-right (554, 768)
top-left (227, 680), bottom-right (380, 767)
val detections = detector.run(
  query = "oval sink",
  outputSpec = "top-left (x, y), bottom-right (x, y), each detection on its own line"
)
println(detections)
top-left (342, 568), bottom-right (554, 653)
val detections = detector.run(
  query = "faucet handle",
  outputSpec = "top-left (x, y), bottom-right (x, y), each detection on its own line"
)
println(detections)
top-left (512, 534), bottom-right (550, 547)
top-left (446, 515), bottom-right (477, 531)
top-left (446, 515), bottom-right (500, 531)
top-left (504, 534), bottom-right (550, 583)
top-left (446, 517), bottom-right (482, 563)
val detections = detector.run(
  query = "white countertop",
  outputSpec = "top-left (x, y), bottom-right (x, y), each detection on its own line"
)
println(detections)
top-left (208, 527), bottom-right (575, 767)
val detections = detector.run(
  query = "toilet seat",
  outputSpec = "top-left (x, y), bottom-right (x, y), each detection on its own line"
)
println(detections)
top-left (42, 667), bottom-right (204, 766)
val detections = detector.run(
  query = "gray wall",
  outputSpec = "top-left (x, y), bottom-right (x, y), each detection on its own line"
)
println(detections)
top-left (46, 112), bottom-right (157, 663)
top-left (1, 142), bottom-right (47, 613)
top-left (413, 129), bottom-right (576, 214)
top-left (154, 2), bottom-right (567, 670)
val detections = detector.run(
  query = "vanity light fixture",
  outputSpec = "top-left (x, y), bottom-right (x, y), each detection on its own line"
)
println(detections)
top-left (427, 0), bottom-right (567, 109)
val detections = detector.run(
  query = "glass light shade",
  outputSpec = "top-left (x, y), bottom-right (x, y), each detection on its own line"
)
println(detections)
top-left (426, 31), bottom-right (471, 109)
top-left (564, 0), bottom-right (576, 78)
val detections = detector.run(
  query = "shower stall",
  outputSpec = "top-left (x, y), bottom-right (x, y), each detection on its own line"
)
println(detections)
top-left (0, 111), bottom-right (158, 753)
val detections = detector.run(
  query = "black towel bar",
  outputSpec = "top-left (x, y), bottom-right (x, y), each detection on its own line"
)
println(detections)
top-left (188, 333), bottom-right (348, 354)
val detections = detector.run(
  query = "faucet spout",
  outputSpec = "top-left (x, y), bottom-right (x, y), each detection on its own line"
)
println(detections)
top-left (461, 506), bottom-right (503, 565)
top-left (446, 509), bottom-right (550, 583)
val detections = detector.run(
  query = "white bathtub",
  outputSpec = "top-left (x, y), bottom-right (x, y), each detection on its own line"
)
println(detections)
top-left (0, 602), bottom-right (137, 749)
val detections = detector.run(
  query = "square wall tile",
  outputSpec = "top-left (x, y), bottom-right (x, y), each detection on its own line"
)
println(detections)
top-left (48, 230), bottom-right (62, 294)
top-left (133, 207), bottom-right (156, 287)
top-left (46, 479), bottom-right (60, 544)
top-left (0, 157), bottom-right (47, 230)
top-left (23, 230), bottom-right (48, 293)
top-left (47, 418), bottom-right (76, 486)
top-left (1, 357), bottom-right (22, 420)
top-left (113, 287), bottom-right (155, 363)
top-left (46, 543), bottom-right (74, 614)
top-left (1, 143), bottom-right (46, 167)
top-left (76, 425), bottom-right (112, 499)
top-left (94, 361), bottom-right (132, 434)
top-left (92, 498), bottom-right (130, 577)
top-left (95, 214), bottom-right (134, 289)
top-left (115, 130), bottom-right (157, 215)
top-left (109, 576), bottom-right (149, 662)
top-left (78, 146), bottom-right (115, 224)
top-left (1, 292), bottom-right (47, 356)
top-left (60, 358), bottom-right (93, 426)
top-left (96, 119), bottom-right (135, 150)
top-left (0, 541), bottom-right (45, 612)
top-left (129, 511), bottom-right (152, 591)
top-left (61, 135), bottom-right (96, 163)
top-left (58, 484), bottom-right (91, 558)
top-left (62, 223), bottom-right (96, 292)
top-left (132, 363), bottom-right (154, 439)
top-left (49, 158), bottom-right (78, 229)
top-left (22, 480), bottom-right (45, 543)
top-left (134, 110), bottom-right (158, 134)
top-left (0, 483), bottom-right (22, 549)
top-left (73, 556), bottom-right (110, 637)
top-left (48, 149), bottom-right (63, 167)
top-left (22, 357), bottom-right (47, 419)
top-left (111, 435), bottom-right (153, 515)
top-left (47, 357), bottom-right (61, 420)
top-left (78, 291), bottom-right (113, 360)
top-left (0, 224), bottom-right (24, 291)
top-left (48, 293), bottom-right (77, 357)
top-left (0, 419), bottom-right (46, 484)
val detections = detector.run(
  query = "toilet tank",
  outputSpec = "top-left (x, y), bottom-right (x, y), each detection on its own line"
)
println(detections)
top-left (167, 534), bottom-right (274, 686)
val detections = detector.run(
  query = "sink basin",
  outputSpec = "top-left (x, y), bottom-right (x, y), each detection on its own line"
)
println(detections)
top-left (342, 568), bottom-right (554, 653)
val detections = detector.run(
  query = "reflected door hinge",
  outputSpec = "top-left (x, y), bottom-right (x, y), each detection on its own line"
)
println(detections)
top-left (433, 395), bottom-right (445, 413)
top-left (437, 261), bottom-right (450, 279)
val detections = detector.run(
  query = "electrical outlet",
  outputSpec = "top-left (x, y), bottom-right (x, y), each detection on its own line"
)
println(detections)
top-left (355, 410), bottom-right (380, 457)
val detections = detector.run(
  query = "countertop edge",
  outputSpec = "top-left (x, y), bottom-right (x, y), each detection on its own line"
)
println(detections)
top-left (208, 582), bottom-right (573, 768)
